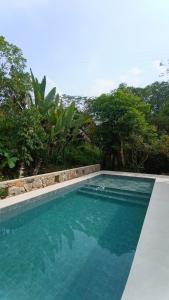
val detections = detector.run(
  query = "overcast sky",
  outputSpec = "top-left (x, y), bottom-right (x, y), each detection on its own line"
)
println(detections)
top-left (0, 0), bottom-right (169, 96)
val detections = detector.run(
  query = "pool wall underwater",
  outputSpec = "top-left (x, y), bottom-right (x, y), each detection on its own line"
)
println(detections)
top-left (0, 171), bottom-right (169, 300)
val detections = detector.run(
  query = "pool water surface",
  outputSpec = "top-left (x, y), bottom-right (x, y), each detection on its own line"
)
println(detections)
top-left (0, 175), bottom-right (154, 300)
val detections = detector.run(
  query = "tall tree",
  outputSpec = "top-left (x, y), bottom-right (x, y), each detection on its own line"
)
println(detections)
top-left (87, 88), bottom-right (156, 170)
top-left (0, 36), bottom-right (31, 106)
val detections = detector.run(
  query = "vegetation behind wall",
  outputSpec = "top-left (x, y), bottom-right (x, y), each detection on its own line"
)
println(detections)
top-left (0, 36), bottom-right (169, 179)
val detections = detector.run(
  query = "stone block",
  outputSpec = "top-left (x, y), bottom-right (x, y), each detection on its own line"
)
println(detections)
top-left (25, 178), bottom-right (34, 184)
top-left (8, 186), bottom-right (25, 196)
top-left (32, 178), bottom-right (42, 189)
top-left (0, 183), bottom-right (8, 189)
top-left (42, 176), bottom-right (55, 187)
top-left (24, 183), bottom-right (33, 192)
top-left (15, 180), bottom-right (24, 187)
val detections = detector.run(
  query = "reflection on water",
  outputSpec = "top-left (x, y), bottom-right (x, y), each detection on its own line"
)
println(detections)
top-left (0, 179), bottom-right (149, 300)
top-left (0, 190), bottom-right (146, 254)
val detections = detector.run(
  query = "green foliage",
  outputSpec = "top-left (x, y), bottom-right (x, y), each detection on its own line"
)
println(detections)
top-left (128, 81), bottom-right (169, 132)
top-left (0, 35), bottom-right (31, 105)
top-left (0, 145), bottom-right (18, 169)
top-left (64, 144), bottom-right (102, 166)
top-left (0, 187), bottom-right (8, 199)
top-left (87, 88), bottom-right (155, 170)
top-left (1, 36), bottom-right (169, 178)
top-left (153, 135), bottom-right (169, 157)
top-left (154, 101), bottom-right (169, 133)
top-left (0, 112), bottom-right (19, 172)
top-left (0, 61), bottom-right (95, 178)
top-left (30, 69), bottom-right (59, 115)
top-left (0, 104), bottom-right (47, 176)
top-left (14, 108), bottom-right (47, 166)
top-left (145, 135), bottom-right (169, 174)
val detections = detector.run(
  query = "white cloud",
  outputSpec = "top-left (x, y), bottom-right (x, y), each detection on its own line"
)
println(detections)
top-left (88, 79), bottom-right (117, 96)
top-left (87, 67), bottom-right (145, 96)
top-left (129, 67), bottom-right (143, 76)
top-left (119, 67), bottom-right (143, 86)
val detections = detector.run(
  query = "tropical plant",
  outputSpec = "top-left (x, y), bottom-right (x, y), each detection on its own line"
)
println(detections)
top-left (0, 143), bottom-right (18, 170)
top-left (46, 102), bottom-right (92, 161)
top-left (30, 71), bottom-right (93, 167)
top-left (30, 69), bottom-right (59, 114)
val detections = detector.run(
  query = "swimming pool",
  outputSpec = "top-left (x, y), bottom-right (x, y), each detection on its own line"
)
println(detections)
top-left (0, 175), bottom-right (154, 300)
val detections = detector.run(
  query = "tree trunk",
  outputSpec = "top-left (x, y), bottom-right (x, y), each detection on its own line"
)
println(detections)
top-left (33, 158), bottom-right (42, 176)
top-left (120, 139), bottom-right (125, 168)
top-left (19, 161), bottom-right (25, 178)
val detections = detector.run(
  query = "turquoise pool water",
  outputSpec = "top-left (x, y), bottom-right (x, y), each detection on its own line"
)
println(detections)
top-left (0, 175), bottom-right (154, 300)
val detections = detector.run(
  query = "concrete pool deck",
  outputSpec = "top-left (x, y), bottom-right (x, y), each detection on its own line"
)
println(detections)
top-left (0, 170), bottom-right (169, 300)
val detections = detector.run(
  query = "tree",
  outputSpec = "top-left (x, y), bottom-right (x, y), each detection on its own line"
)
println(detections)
top-left (87, 88), bottom-right (156, 170)
top-left (153, 100), bottom-right (169, 133)
top-left (119, 81), bottom-right (169, 136)
top-left (130, 126), bottom-right (157, 171)
top-left (60, 94), bottom-right (88, 110)
top-left (129, 82), bottom-right (169, 111)
top-left (0, 36), bottom-right (31, 106)
top-left (0, 103), bottom-right (47, 177)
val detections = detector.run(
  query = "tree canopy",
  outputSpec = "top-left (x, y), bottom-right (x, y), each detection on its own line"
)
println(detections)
top-left (87, 88), bottom-right (157, 171)
top-left (0, 36), bottom-right (31, 106)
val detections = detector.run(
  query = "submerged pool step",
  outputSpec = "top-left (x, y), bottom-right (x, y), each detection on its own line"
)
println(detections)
top-left (81, 185), bottom-right (150, 202)
top-left (85, 184), bottom-right (151, 197)
top-left (79, 188), bottom-right (148, 206)
top-left (78, 189), bottom-right (147, 207)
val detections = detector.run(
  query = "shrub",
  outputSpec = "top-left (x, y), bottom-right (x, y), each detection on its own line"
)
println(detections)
top-left (145, 154), bottom-right (169, 174)
top-left (64, 144), bottom-right (102, 166)
top-left (0, 187), bottom-right (8, 199)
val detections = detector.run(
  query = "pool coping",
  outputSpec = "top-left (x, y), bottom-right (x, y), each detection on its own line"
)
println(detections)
top-left (0, 170), bottom-right (169, 300)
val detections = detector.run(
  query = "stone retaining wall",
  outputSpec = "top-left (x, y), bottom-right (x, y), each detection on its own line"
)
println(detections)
top-left (0, 164), bottom-right (100, 197)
